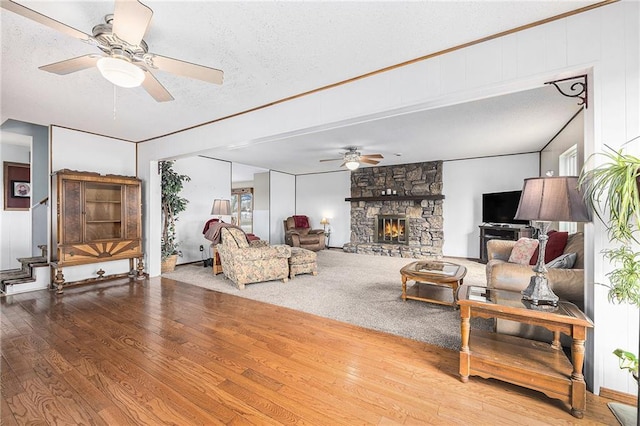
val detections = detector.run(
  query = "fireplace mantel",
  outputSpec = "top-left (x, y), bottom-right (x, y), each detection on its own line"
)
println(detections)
top-left (345, 195), bottom-right (445, 202)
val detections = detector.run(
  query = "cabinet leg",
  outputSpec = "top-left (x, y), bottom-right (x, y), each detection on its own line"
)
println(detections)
top-left (136, 256), bottom-right (145, 280)
top-left (54, 268), bottom-right (65, 294)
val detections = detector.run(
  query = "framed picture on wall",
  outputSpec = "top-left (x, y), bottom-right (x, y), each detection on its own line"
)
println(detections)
top-left (3, 161), bottom-right (30, 211)
top-left (11, 181), bottom-right (31, 198)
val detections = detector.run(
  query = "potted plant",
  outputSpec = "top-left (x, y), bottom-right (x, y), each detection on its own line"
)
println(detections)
top-left (160, 160), bottom-right (190, 272)
top-left (579, 141), bottom-right (640, 424)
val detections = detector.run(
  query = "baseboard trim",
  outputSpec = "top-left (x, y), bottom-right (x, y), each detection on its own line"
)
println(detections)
top-left (600, 387), bottom-right (638, 406)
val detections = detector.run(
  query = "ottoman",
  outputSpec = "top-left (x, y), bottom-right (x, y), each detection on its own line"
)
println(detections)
top-left (288, 247), bottom-right (318, 279)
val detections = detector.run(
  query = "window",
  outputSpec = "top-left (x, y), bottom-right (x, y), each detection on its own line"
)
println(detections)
top-left (559, 145), bottom-right (578, 234)
top-left (231, 188), bottom-right (253, 233)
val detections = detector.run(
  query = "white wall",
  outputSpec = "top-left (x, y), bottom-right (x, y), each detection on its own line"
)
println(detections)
top-left (0, 143), bottom-right (32, 269)
top-left (296, 171), bottom-right (351, 247)
top-left (51, 126), bottom-right (136, 282)
top-left (172, 157), bottom-right (231, 265)
top-left (138, 2), bottom-right (640, 396)
top-left (443, 153), bottom-right (539, 258)
top-left (269, 171), bottom-right (295, 244)
top-left (541, 109), bottom-right (584, 176)
top-left (253, 172), bottom-right (270, 241)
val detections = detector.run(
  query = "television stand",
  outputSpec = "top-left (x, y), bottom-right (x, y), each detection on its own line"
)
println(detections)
top-left (479, 224), bottom-right (533, 263)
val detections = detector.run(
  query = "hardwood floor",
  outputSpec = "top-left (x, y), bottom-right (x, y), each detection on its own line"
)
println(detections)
top-left (1, 277), bottom-right (618, 425)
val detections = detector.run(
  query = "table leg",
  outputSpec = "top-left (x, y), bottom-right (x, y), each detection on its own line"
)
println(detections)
top-left (459, 305), bottom-right (471, 382)
top-left (401, 275), bottom-right (407, 301)
top-left (551, 330), bottom-right (561, 350)
top-left (451, 278), bottom-right (462, 309)
top-left (570, 327), bottom-right (587, 418)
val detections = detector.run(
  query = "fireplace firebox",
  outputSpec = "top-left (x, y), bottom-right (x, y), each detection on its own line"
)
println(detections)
top-left (377, 215), bottom-right (407, 244)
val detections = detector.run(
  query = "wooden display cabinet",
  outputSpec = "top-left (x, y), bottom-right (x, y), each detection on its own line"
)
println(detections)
top-left (51, 170), bottom-right (145, 293)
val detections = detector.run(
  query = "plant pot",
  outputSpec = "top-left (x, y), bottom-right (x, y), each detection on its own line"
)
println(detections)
top-left (161, 254), bottom-right (178, 273)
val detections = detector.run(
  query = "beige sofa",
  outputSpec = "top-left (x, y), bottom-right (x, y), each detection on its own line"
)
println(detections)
top-left (486, 232), bottom-right (584, 343)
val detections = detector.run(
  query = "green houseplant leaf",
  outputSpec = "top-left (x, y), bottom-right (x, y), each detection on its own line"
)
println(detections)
top-left (579, 142), bottom-right (640, 306)
top-left (579, 138), bottom-right (640, 386)
top-left (160, 161), bottom-right (191, 261)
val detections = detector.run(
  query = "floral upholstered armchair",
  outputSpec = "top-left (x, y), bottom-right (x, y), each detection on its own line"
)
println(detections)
top-left (217, 227), bottom-right (291, 289)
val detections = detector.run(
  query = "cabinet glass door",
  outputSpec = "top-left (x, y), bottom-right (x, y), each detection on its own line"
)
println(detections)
top-left (84, 183), bottom-right (123, 240)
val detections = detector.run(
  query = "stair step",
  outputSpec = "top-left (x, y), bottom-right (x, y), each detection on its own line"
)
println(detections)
top-left (4, 277), bottom-right (37, 285)
top-left (17, 256), bottom-right (47, 265)
top-left (0, 269), bottom-right (29, 281)
top-left (1, 257), bottom-right (50, 295)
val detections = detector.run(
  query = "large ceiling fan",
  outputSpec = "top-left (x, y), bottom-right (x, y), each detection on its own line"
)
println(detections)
top-left (1, 0), bottom-right (224, 102)
top-left (319, 147), bottom-right (384, 170)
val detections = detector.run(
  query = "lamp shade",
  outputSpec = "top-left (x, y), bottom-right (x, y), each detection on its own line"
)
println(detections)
top-left (211, 199), bottom-right (231, 216)
top-left (514, 176), bottom-right (591, 222)
top-left (320, 218), bottom-right (329, 225)
top-left (97, 57), bottom-right (145, 88)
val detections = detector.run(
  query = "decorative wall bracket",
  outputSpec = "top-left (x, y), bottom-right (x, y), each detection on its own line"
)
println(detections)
top-left (545, 74), bottom-right (588, 109)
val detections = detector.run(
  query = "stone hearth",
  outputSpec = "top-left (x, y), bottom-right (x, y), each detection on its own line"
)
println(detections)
top-left (343, 161), bottom-right (443, 258)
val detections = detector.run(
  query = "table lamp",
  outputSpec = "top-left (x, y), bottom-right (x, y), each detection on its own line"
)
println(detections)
top-left (320, 217), bottom-right (330, 231)
top-left (514, 176), bottom-right (591, 305)
top-left (211, 199), bottom-right (231, 221)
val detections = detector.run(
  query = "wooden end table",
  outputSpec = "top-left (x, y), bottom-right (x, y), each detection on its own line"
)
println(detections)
top-left (400, 261), bottom-right (466, 308)
top-left (457, 285), bottom-right (593, 418)
top-left (211, 244), bottom-right (223, 275)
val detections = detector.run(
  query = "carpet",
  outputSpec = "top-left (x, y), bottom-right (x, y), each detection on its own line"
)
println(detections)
top-left (162, 249), bottom-right (493, 351)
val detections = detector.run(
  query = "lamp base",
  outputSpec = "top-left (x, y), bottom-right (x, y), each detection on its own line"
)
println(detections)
top-left (521, 274), bottom-right (559, 306)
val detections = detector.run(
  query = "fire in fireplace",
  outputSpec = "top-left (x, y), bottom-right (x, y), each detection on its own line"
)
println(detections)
top-left (377, 215), bottom-right (407, 244)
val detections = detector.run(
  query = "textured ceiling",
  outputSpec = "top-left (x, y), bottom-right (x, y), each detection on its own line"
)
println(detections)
top-left (1, 1), bottom-right (601, 174)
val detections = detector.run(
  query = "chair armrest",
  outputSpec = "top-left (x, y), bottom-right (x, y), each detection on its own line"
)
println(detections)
top-left (232, 245), bottom-right (291, 261)
top-left (488, 262), bottom-right (584, 308)
top-left (249, 240), bottom-right (269, 248)
top-left (487, 261), bottom-right (532, 292)
top-left (308, 229), bottom-right (325, 235)
top-left (486, 239), bottom-right (516, 261)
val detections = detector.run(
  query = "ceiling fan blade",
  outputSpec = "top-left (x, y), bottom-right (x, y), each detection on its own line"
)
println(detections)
top-left (362, 154), bottom-right (384, 159)
top-left (112, 0), bottom-right (153, 46)
top-left (1, 0), bottom-right (91, 41)
top-left (146, 54), bottom-right (224, 85)
top-left (140, 68), bottom-right (174, 102)
top-left (360, 158), bottom-right (380, 165)
top-left (39, 54), bottom-right (101, 75)
top-left (319, 158), bottom-right (342, 162)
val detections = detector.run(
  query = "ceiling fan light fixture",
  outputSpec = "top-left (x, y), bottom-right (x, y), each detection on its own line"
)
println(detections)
top-left (345, 160), bottom-right (360, 171)
top-left (97, 57), bottom-right (145, 88)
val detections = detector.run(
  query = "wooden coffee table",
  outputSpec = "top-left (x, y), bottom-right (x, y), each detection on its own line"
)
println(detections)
top-left (400, 260), bottom-right (467, 308)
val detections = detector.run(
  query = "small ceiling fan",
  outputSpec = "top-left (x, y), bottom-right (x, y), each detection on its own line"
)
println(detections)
top-left (319, 147), bottom-right (384, 170)
top-left (1, 0), bottom-right (224, 102)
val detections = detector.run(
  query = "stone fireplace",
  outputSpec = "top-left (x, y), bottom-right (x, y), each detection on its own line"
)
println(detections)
top-left (377, 215), bottom-right (407, 244)
top-left (343, 161), bottom-right (444, 258)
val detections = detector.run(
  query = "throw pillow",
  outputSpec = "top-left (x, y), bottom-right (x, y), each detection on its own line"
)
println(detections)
top-left (546, 252), bottom-right (577, 269)
top-left (293, 215), bottom-right (310, 228)
top-left (529, 230), bottom-right (569, 265)
top-left (508, 238), bottom-right (539, 265)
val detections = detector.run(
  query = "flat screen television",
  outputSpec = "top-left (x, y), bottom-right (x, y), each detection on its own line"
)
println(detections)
top-left (482, 190), bottom-right (528, 225)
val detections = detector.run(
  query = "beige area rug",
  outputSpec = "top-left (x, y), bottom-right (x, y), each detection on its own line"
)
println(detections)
top-left (162, 250), bottom-right (492, 351)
